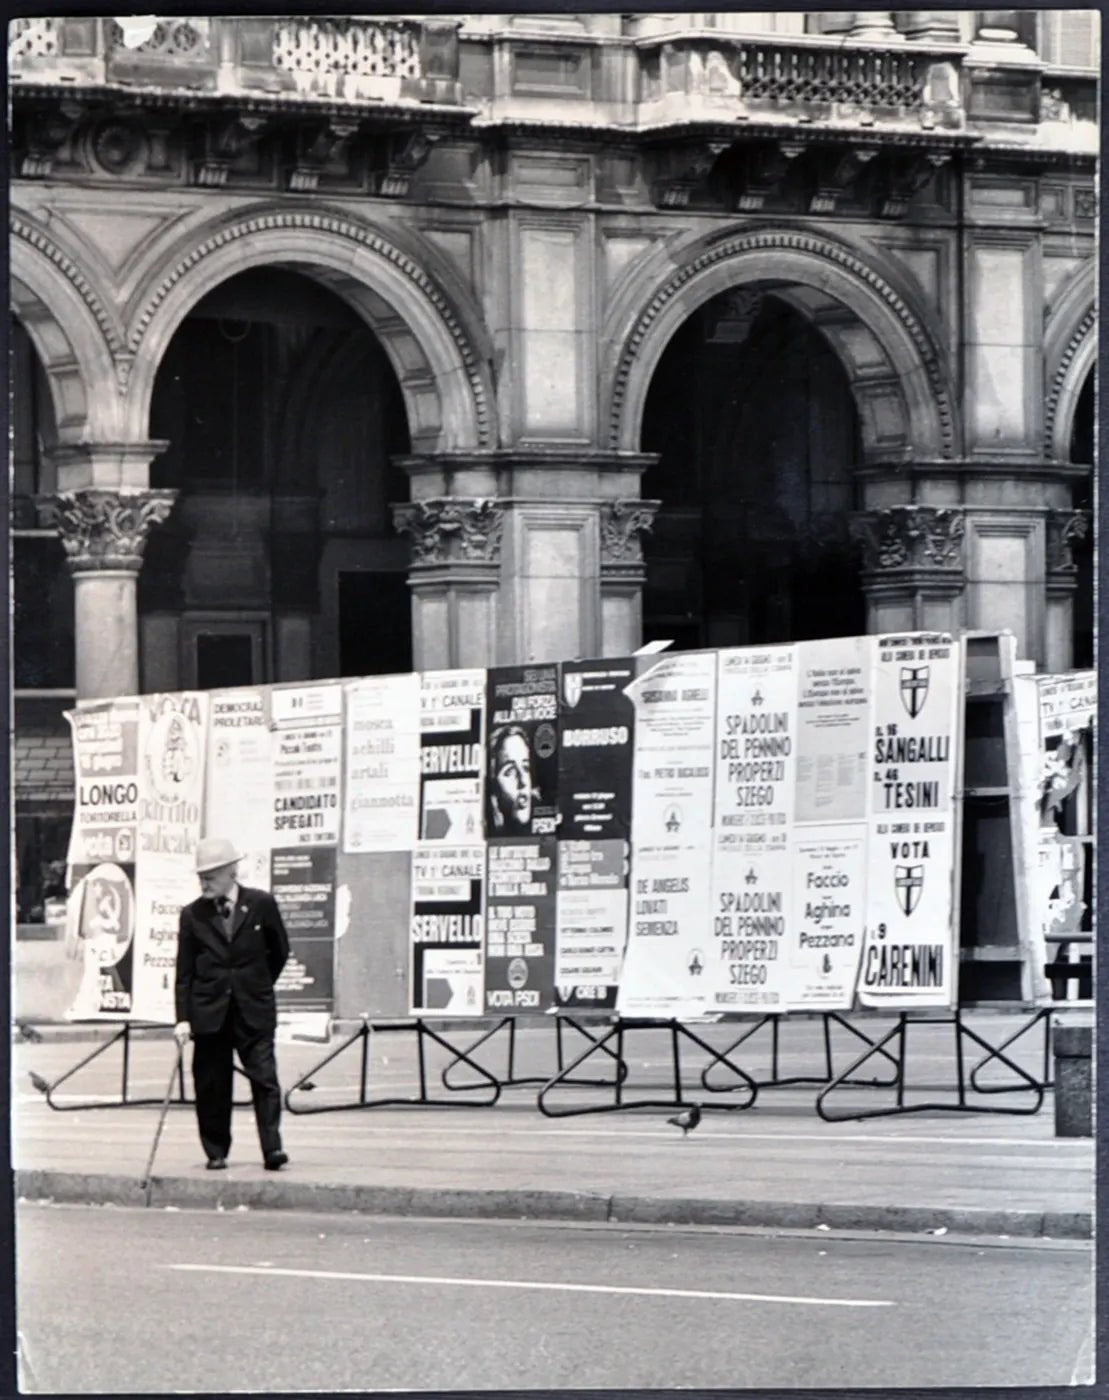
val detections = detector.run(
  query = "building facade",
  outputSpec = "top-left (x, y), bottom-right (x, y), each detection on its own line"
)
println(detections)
top-left (10, 11), bottom-right (1097, 921)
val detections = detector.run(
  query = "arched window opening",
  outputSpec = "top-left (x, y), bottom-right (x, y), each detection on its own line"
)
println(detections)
top-left (640, 289), bottom-right (864, 650)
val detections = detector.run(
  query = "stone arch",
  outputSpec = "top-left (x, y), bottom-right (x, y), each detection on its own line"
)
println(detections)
top-left (10, 214), bottom-right (126, 441)
top-left (123, 205), bottom-right (495, 452)
top-left (605, 225), bottom-right (958, 462)
top-left (1044, 260), bottom-right (1096, 461)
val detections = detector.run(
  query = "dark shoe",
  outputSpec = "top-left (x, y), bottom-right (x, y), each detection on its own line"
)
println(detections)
top-left (263, 1150), bottom-right (289, 1171)
top-left (206, 1157), bottom-right (228, 1171)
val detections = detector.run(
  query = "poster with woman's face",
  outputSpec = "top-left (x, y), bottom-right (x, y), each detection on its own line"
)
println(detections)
top-left (484, 665), bottom-right (559, 837)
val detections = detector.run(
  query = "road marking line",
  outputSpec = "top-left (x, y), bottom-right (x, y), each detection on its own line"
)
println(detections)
top-left (165, 1262), bottom-right (893, 1307)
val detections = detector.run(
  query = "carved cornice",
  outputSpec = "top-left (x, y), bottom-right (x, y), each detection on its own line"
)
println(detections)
top-left (1045, 509), bottom-right (1090, 574)
top-left (1044, 306), bottom-right (1095, 458)
top-left (600, 498), bottom-right (660, 566)
top-left (610, 228), bottom-right (956, 459)
top-left (42, 488), bottom-right (177, 573)
top-left (128, 207), bottom-right (493, 446)
top-left (850, 505), bottom-right (965, 571)
top-left (392, 497), bottom-right (504, 565)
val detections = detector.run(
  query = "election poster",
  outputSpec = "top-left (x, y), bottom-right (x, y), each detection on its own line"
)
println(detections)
top-left (558, 659), bottom-right (636, 841)
top-left (1037, 670), bottom-right (1096, 740)
top-left (554, 840), bottom-right (628, 1010)
top-left (787, 835), bottom-right (867, 1008)
top-left (859, 633), bottom-right (962, 1008)
top-left (795, 636), bottom-right (872, 824)
top-left (485, 665), bottom-right (559, 838)
top-left (409, 844), bottom-right (484, 1015)
top-left (344, 673), bottom-right (421, 852)
top-left (270, 683), bottom-right (342, 849)
top-left (485, 838), bottom-right (557, 1012)
top-left (618, 651), bottom-right (717, 1019)
top-left (204, 688), bottom-right (273, 891)
top-left (709, 647), bottom-right (795, 1011)
top-left (66, 699), bottom-right (140, 869)
top-left (64, 699), bottom-right (140, 1020)
top-left (63, 859), bottom-right (138, 1019)
top-left (419, 670), bottom-right (485, 844)
top-left (132, 691), bottom-right (209, 1023)
top-left (272, 846), bottom-right (336, 1021)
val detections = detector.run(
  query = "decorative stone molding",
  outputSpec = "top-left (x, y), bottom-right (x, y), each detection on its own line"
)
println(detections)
top-left (1044, 306), bottom-right (1095, 457)
top-left (128, 207), bottom-right (493, 446)
top-left (600, 499), bottom-right (660, 566)
top-left (610, 228), bottom-right (956, 460)
top-left (42, 488), bottom-right (177, 573)
top-left (11, 213), bottom-right (125, 359)
top-left (1045, 510), bottom-right (1090, 575)
top-left (392, 497), bottom-right (504, 564)
top-left (850, 506), bottom-right (965, 571)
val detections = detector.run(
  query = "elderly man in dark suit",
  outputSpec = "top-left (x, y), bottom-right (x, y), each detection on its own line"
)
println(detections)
top-left (174, 837), bottom-right (290, 1171)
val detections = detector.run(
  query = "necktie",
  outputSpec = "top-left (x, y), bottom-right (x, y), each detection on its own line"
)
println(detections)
top-left (215, 896), bottom-right (232, 936)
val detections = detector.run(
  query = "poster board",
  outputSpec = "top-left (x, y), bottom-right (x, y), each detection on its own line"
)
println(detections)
top-left (62, 631), bottom-right (972, 1028)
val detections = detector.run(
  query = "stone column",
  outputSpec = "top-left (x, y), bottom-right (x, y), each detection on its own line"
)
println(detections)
top-left (1044, 510), bottom-right (1090, 674)
top-left (600, 499), bottom-right (660, 657)
top-left (848, 12), bottom-right (897, 38)
top-left (900, 12), bottom-right (962, 41)
top-left (44, 486), bottom-right (176, 699)
top-left (850, 505), bottom-right (967, 636)
top-left (392, 497), bottom-right (504, 671)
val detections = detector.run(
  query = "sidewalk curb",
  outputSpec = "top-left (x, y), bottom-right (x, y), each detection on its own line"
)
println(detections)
top-left (14, 1170), bottom-right (1092, 1240)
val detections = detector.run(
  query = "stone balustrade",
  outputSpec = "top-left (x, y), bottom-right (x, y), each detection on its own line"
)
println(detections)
top-left (9, 15), bottom-right (462, 105)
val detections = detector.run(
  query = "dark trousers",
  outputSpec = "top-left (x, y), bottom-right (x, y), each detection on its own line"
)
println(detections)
top-left (192, 1000), bottom-right (282, 1162)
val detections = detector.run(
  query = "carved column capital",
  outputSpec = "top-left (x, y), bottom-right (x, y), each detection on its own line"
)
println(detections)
top-left (392, 497), bottom-right (505, 565)
top-left (42, 488), bottom-right (177, 574)
top-left (1045, 509), bottom-right (1090, 575)
top-left (600, 499), bottom-right (660, 569)
top-left (850, 505), bottom-right (965, 572)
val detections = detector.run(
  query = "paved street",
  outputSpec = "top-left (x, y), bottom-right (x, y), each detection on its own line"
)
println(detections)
top-left (17, 1201), bottom-right (1093, 1392)
top-left (13, 1018), bottom-right (1093, 1234)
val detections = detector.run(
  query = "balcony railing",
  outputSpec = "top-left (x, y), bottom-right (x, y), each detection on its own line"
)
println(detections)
top-left (9, 16), bottom-right (462, 106)
top-left (638, 37), bottom-right (965, 130)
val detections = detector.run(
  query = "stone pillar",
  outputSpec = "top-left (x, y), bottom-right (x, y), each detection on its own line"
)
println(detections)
top-left (600, 499), bottom-right (659, 657)
top-left (847, 12), bottom-right (897, 38)
top-left (850, 506), bottom-right (967, 636)
top-left (394, 451), bottom-right (656, 668)
top-left (900, 11), bottom-right (962, 41)
top-left (44, 486), bottom-right (176, 699)
top-left (1044, 510), bottom-right (1090, 674)
top-left (392, 497), bottom-right (503, 671)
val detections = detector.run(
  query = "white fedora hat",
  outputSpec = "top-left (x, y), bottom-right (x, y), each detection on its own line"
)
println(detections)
top-left (195, 836), bottom-right (242, 874)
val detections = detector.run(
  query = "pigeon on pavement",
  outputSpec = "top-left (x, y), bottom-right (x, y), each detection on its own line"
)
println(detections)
top-left (666, 1104), bottom-right (702, 1135)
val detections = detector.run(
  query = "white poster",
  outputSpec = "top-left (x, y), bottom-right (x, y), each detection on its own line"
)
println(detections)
top-left (271, 684), bottom-right (343, 849)
top-left (618, 652), bottom-right (717, 1018)
top-left (713, 645), bottom-right (796, 854)
top-left (787, 835), bottom-right (867, 1009)
top-left (419, 669), bottom-right (485, 843)
top-left (795, 635), bottom-right (872, 823)
top-left (133, 691), bottom-right (209, 1024)
top-left (1037, 671), bottom-right (1096, 739)
top-left (344, 674), bottom-right (421, 853)
top-left (204, 689), bottom-right (272, 891)
top-left (859, 633), bottom-right (961, 1008)
top-left (409, 843), bottom-right (484, 1016)
top-left (707, 846), bottom-right (791, 1011)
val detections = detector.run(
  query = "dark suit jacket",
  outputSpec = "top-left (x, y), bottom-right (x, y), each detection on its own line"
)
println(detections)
top-left (175, 885), bottom-right (290, 1035)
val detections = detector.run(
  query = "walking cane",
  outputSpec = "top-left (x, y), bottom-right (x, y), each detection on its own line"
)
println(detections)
top-left (142, 1041), bottom-right (183, 1206)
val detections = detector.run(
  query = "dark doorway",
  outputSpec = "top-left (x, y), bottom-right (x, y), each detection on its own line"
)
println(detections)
top-left (339, 571), bottom-right (413, 678)
top-left (640, 288), bottom-right (865, 650)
